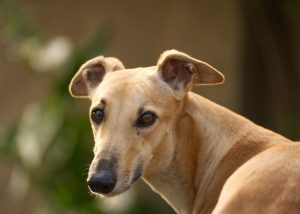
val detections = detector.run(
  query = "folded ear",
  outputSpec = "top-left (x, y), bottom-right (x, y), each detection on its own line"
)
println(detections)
top-left (69, 56), bottom-right (125, 98)
top-left (157, 50), bottom-right (224, 99)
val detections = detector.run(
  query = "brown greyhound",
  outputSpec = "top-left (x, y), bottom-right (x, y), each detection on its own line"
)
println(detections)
top-left (69, 50), bottom-right (300, 214)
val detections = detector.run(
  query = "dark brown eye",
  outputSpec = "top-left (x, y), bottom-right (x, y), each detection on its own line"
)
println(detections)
top-left (136, 112), bottom-right (157, 128)
top-left (91, 108), bottom-right (104, 124)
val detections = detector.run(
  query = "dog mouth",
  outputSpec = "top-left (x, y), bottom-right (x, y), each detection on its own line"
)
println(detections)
top-left (132, 164), bottom-right (143, 183)
top-left (111, 164), bottom-right (143, 196)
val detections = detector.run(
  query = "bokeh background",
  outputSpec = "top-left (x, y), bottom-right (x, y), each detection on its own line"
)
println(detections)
top-left (0, 0), bottom-right (299, 213)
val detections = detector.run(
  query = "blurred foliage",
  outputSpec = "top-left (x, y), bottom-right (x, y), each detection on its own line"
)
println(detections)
top-left (0, 20), bottom-right (103, 214)
top-left (0, 1), bottom-right (171, 214)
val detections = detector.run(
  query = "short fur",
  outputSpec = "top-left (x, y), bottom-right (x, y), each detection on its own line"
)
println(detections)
top-left (69, 50), bottom-right (300, 214)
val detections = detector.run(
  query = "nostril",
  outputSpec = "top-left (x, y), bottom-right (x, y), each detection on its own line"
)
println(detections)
top-left (87, 171), bottom-right (116, 194)
top-left (100, 183), bottom-right (112, 193)
top-left (87, 179), bottom-right (98, 192)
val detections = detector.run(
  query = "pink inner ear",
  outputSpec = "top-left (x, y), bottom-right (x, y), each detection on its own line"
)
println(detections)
top-left (161, 58), bottom-right (194, 88)
top-left (161, 59), bottom-right (178, 82)
top-left (70, 75), bottom-right (88, 96)
top-left (85, 64), bottom-right (105, 88)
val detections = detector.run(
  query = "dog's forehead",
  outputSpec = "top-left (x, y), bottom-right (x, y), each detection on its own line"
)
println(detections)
top-left (104, 67), bottom-right (156, 85)
top-left (91, 66), bottom-right (167, 104)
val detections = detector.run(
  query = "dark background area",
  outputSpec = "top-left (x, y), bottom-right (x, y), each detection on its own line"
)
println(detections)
top-left (0, 0), bottom-right (299, 213)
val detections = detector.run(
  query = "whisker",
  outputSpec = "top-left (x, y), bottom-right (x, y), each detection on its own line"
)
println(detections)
top-left (81, 164), bottom-right (91, 176)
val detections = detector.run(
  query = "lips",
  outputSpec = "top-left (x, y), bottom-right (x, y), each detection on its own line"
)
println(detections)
top-left (132, 164), bottom-right (143, 184)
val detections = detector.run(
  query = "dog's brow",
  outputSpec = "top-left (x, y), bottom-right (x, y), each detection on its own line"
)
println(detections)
top-left (94, 99), bottom-right (106, 109)
top-left (138, 107), bottom-right (144, 116)
top-left (101, 99), bottom-right (106, 106)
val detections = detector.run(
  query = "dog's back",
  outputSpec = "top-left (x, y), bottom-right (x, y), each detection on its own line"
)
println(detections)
top-left (213, 143), bottom-right (300, 214)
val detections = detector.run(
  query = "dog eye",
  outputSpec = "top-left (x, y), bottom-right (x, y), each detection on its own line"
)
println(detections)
top-left (91, 108), bottom-right (104, 124)
top-left (136, 112), bottom-right (157, 128)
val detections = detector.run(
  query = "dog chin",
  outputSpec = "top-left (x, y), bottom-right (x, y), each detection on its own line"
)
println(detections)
top-left (107, 186), bottom-right (132, 197)
top-left (91, 189), bottom-right (127, 198)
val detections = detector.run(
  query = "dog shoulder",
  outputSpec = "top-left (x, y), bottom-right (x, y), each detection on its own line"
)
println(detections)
top-left (213, 143), bottom-right (300, 214)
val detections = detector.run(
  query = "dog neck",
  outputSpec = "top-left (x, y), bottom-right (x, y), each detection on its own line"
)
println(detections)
top-left (143, 92), bottom-right (289, 214)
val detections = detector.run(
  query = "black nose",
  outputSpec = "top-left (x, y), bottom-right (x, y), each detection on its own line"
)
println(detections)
top-left (87, 171), bottom-right (116, 194)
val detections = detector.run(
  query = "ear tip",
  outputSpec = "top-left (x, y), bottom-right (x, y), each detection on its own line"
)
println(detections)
top-left (69, 83), bottom-right (77, 97)
top-left (206, 72), bottom-right (225, 85)
top-left (69, 78), bottom-right (89, 98)
top-left (210, 74), bottom-right (225, 85)
top-left (218, 72), bottom-right (225, 83)
top-left (69, 84), bottom-right (80, 98)
top-left (105, 57), bottom-right (125, 70)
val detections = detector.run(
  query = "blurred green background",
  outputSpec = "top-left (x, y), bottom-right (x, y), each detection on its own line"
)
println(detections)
top-left (0, 0), bottom-right (299, 214)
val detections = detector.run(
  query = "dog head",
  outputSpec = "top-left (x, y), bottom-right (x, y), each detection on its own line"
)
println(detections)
top-left (69, 50), bottom-right (224, 197)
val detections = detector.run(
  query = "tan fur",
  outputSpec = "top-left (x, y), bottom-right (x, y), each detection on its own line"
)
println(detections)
top-left (69, 50), bottom-right (300, 214)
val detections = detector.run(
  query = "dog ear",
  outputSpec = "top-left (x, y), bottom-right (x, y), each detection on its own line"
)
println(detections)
top-left (157, 50), bottom-right (224, 98)
top-left (69, 56), bottom-right (125, 98)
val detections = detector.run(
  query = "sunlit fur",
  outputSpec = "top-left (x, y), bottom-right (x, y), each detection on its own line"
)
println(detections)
top-left (70, 50), bottom-right (300, 214)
